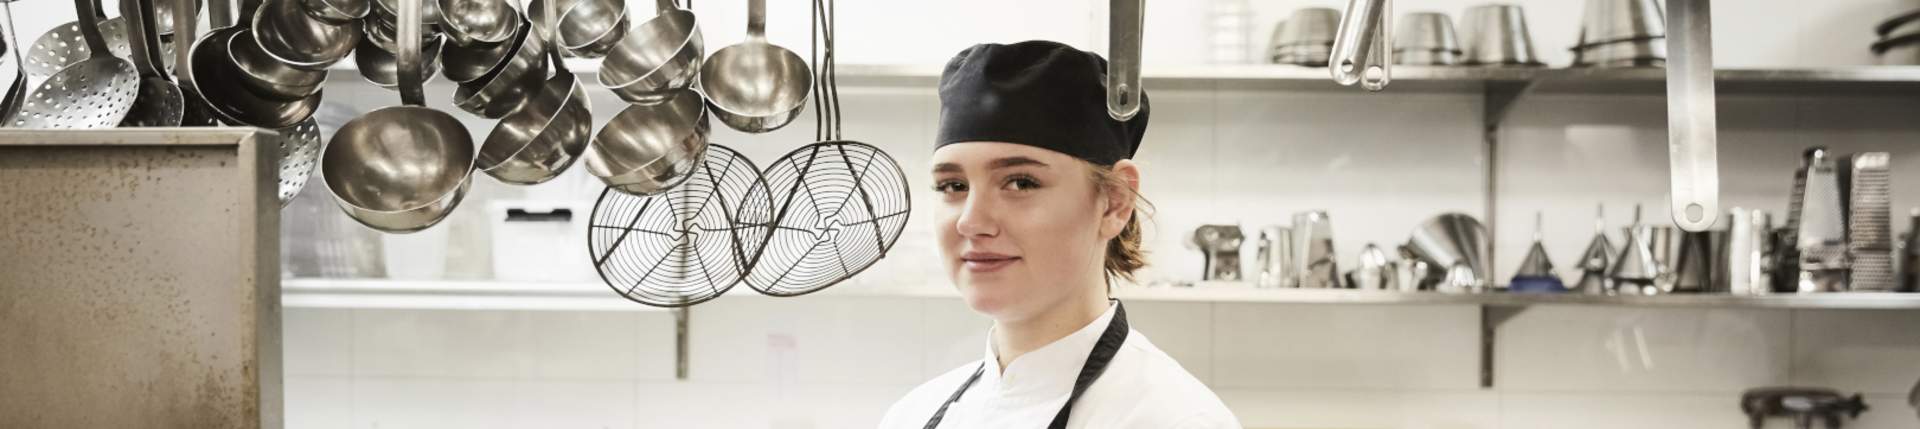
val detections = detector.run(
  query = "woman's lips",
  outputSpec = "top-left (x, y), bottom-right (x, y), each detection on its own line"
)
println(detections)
top-left (961, 252), bottom-right (1019, 273)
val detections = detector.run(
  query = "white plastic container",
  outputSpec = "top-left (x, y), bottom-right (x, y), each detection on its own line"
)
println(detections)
top-left (490, 200), bottom-right (595, 282)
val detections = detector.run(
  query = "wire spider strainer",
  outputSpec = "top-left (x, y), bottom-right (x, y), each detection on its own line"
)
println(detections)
top-left (588, 143), bottom-right (774, 307)
top-left (743, 141), bottom-right (910, 296)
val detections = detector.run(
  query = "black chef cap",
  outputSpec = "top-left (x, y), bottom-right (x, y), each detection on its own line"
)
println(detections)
top-left (935, 40), bottom-right (1150, 166)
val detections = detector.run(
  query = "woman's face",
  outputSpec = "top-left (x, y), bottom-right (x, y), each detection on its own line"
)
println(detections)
top-left (930, 142), bottom-right (1117, 322)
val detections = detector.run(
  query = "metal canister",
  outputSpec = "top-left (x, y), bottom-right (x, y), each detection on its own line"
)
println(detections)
top-left (1255, 226), bottom-right (1295, 288)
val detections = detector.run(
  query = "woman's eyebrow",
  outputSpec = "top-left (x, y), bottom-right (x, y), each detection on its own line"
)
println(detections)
top-left (987, 156), bottom-right (1048, 170)
top-left (932, 163), bottom-right (962, 174)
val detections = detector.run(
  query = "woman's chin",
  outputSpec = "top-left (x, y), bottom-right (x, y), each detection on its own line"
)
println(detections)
top-left (956, 281), bottom-right (1019, 317)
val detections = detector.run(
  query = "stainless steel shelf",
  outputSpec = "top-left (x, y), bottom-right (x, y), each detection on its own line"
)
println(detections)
top-left (283, 278), bottom-right (1920, 311)
top-left (326, 62), bottom-right (1920, 95)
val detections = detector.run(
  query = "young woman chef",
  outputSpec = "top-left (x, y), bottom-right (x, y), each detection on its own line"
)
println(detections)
top-left (877, 41), bottom-right (1241, 429)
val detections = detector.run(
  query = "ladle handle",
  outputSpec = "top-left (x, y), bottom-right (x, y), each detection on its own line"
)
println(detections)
top-left (746, 0), bottom-right (764, 40)
top-left (542, 0), bottom-right (566, 73)
top-left (655, 0), bottom-right (674, 12)
top-left (237, 0), bottom-right (261, 26)
top-left (1106, 0), bottom-right (1142, 121)
top-left (73, 0), bottom-right (111, 57)
top-left (175, 0), bottom-right (195, 80)
top-left (122, 0), bottom-right (162, 78)
top-left (209, 0), bottom-right (231, 28)
top-left (1329, 0), bottom-right (1390, 90)
top-left (398, 0), bottom-right (425, 105)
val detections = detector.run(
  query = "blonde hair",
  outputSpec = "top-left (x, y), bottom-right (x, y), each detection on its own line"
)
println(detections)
top-left (1090, 164), bottom-right (1152, 284)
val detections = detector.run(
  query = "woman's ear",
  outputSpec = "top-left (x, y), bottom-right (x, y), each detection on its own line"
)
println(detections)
top-left (1100, 160), bottom-right (1142, 239)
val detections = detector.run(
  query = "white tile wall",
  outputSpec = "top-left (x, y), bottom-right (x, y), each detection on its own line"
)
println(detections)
top-left (1496, 306), bottom-right (1793, 393)
top-left (1790, 310), bottom-right (1920, 395)
top-left (1212, 304), bottom-right (1481, 390)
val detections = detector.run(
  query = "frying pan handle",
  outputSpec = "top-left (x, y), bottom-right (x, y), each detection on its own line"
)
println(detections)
top-left (746, 0), bottom-right (764, 40)
top-left (72, 0), bottom-right (111, 56)
top-left (1106, 0), bottom-right (1142, 121)
top-left (397, 0), bottom-right (425, 105)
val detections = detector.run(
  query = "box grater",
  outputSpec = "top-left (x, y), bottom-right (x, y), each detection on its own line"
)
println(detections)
top-left (1847, 153), bottom-right (1895, 291)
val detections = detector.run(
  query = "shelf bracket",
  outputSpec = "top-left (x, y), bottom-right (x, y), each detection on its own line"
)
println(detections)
top-left (1482, 80), bottom-right (1534, 267)
top-left (1479, 304), bottom-right (1528, 389)
top-left (675, 307), bottom-right (689, 380)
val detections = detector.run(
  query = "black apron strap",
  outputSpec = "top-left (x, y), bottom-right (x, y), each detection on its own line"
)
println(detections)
top-left (923, 301), bottom-right (1129, 429)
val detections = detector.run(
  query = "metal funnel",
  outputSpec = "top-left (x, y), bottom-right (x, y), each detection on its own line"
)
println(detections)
top-left (1609, 205), bottom-right (1661, 294)
top-left (1406, 213), bottom-right (1490, 290)
top-left (1514, 211), bottom-right (1557, 279)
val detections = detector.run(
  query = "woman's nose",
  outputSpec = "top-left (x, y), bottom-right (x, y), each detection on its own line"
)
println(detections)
top-left (954, 193), bottom-right (999, 238)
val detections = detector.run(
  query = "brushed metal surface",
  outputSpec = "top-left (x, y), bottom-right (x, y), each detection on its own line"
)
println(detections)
top-left (0, 129), bottom-right (280, 429)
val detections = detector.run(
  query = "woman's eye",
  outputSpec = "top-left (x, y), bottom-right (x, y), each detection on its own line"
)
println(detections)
top-left (933, 180), bottom-right (968, 194)
top-left (1003, 176), bottom-right (1041, 192)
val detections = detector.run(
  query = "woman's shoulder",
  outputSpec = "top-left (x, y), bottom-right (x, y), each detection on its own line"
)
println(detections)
top-left (1078, 330), bottom-right (1241, 428)
top-left (875, 359), bottom-right (983, 428)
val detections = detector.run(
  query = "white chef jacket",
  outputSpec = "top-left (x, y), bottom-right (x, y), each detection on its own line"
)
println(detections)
top-left (877, 303), bottom-right (1241, 429)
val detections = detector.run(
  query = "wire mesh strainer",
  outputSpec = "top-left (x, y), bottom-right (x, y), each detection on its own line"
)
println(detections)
top-left (736, 0), bottom-right (910, 297)
top-left (588, 143), bottom-right (774, 307)
top-left (743, 142), bottom-right (910, 296)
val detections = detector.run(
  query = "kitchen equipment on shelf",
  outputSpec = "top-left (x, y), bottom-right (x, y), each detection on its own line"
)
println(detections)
top-left (14, 0), bottom-right (138, 129)
top-left (1903, 210), bottom-right (1920, 291)
top-left (1848, 152), bottom-right (1895, 291)
top-left (321, 0), bottom-right (475, 233)
top-left (742, 0), bottom-right (911, 298)
top-left (1740, 387), bottom-right (1869, 429)
top-left (0, 0), bottom-right (26, 123)
top-left (1510, 211), bottom-right (1565, 293)
top-left (189, 0), bottom-right (322, 128)
top-left (1574, 204), bottom-right (1615, 294)
top-left (1394, 12), bottom-right (1459, 66)
top-left (1671, 226), bottom-right (1721, 292)
top-left (1723, 207), bottom-right (1773, 295)
top-left (1406, 212), bottom-right (1490, 293)
top-left (1793, 147), bottom-right (1849, 292)
top-left (439, 0), bottom-right (517, 45)
top-left (231, 29), bottom-right (328, 100)
top-left (274, 116), bottom-right (323, 206)
top-left (1209, 0), bottom-right (1250, 64)
top-left (588, 144), bottom-right (771, 307)
top-left (477, 0), bottom-right (592, 186)
top-left (1271, 7), bottom-right (1337, 66)
top-left (701, 0), bottom-right (810, 133)
top-left (600, 0), bottom-right (703, 104)
top-left (1460, 4), bottom-right (1543, 67)
top-left (1193, 225), bottom-right (1245, 281)
top-left (1255, 226), bottom-right (1294, 288)
top-left (1107, 0), bottom-right (1144, 119)
top-left (1610, 206), bottom-right (1661, 295)
top-left (451, 14), bottom-right (551, 119)
top-left (118, 0), bottom-right (184, 127)
top-left (1392, 246), bottom-right (1432, 291)
top-left (587, 87), bottom-right (708, 195)
top-left (1291, 210), bottom-right (1340, 288)
top-left (1328, 0), bottom-right (1390, 91)
top-left (253, 0), bottom-right (362, 70)
top-left (1576, 0), bottom-right (1663, 46)
top-left (556, 0), bottom-right (628, 58)
top-left (1570, 0), bottom-right (1666, 67)
top-left (1347, 243), bottom-right (1392, 290)
top-left (1648, 224), bottom-right (1678, 290)
top-left (492, 200), bottom-right (594, 282)
top-left (441, 15), bottom-right (527, 84)
top-left (353, 31), bottom-right (444, 88)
